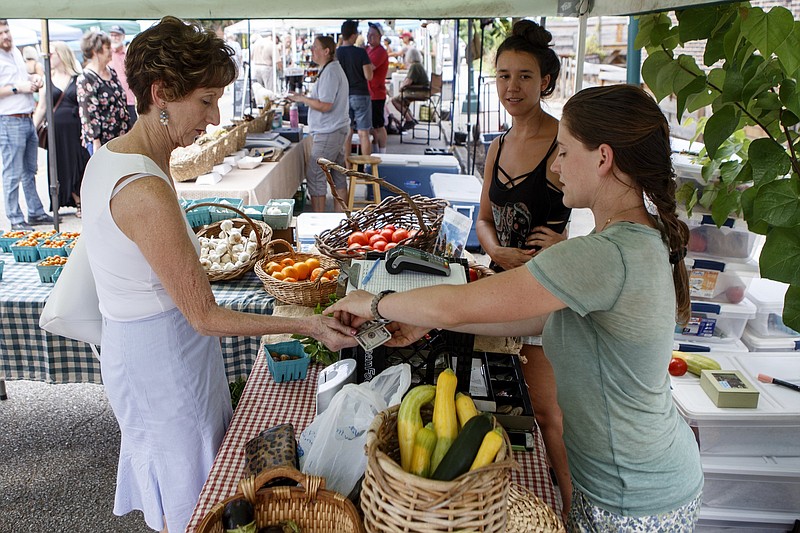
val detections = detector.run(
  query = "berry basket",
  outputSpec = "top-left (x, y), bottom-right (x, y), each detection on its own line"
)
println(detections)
top-left (264, 340), bottom-right (311, 383)
top-left (263, 199), bottom-right (294, 230)
top-left (0, 259), bottom-right (4, 282)
top-left (10, 242), bottom-right (40, 262)
top-left (209, 197), bottom-right (245, 223)
top-left (0, 230), bottom-right (31, 252)
top-left (184, 197), bottom-right (219, 228)
top-left (37, 239), bottom-right (72, 258)
top-left (242, 204), bottom-right (266, 222)
top-left (315, 158), bottom-right (447, 260)
top-left (36, 257), bottom-right (68, 283)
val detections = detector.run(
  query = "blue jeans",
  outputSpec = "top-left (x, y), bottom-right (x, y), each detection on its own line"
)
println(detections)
top-left (349, 94), bottom-right (373, 131)
top-left (0, 115), bottom-right (46, 225)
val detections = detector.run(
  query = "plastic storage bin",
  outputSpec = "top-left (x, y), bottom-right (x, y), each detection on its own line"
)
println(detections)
top-left (264, 340), bottom-right (310, 383)
top-left (675, 299), bottom-right (756, 343)
top-left (686, 258), bottom-right (757, 304)
top-left (670, 353), bottom-right (800, 456)
top-left (741, 326), bottom-right (800, 352)
top-left (430, 172), bottom-right (483, 252)
top-left (684, 212), bottom-right (763, 263)
top-left (697, 507), bottom-right (799, 532)
top-left (480, 131), bottom-right (504, 151)
top-left (672, 152), bottom-right (721, 198)
top-left (745, 277), bottom-right (800, 337)
top-left (700, 455), bottom-right (800, 514)
top-left (368, 153), bottom-right (460, 199)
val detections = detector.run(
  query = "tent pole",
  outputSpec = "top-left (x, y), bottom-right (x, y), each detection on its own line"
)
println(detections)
top-left (449, 19), bottom-right (458, 147)
top-left (575, 11), bottom-right (588, 93)
top-left (626, 16), bottom-right (641, 85)
top-left (41, 19), bottom-right (59, 231)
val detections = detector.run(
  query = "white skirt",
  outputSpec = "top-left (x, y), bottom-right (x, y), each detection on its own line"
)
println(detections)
top-left (100, 306), bottom-right (232, 532)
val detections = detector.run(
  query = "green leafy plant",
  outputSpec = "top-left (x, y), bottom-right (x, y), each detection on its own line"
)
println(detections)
top-left (229, 377), bottom-right (247, 410)
top-left (637, 2), bottom-right (800, 331)
top-left (291, 294), bottom-right (341, 366)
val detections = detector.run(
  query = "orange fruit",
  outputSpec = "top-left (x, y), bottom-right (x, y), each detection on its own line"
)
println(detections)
top-left (305, 257), bottom-right (321, 270)
top-left (266, 261), bottom-right (282, 274)
top-left (294, 262), bottom-right (310, 281)
top-left (271, 271), bottom-right (286, 281)
top-left (323, 269), bottom-right (340, 280)
top-left (311, 267), bottom-right (324, 281)
top-left (283, 277), bottom-right (298, 283)
top-left (282, 265), bottom-right (299, 279)
top-left (280, 258), bottom-right (295, 267)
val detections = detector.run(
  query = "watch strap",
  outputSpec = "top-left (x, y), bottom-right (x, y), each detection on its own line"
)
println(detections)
top-left (371, 290), bottom-right (395, 323)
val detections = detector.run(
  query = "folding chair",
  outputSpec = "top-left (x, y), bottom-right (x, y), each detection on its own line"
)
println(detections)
top-left (400, 73), bottom-right (443, 145)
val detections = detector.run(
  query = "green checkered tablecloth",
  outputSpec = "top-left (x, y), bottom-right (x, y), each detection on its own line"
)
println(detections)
top-left (0, 252), bottom-right (275, 384)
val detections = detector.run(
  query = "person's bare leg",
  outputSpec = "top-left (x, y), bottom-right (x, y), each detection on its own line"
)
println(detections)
top-left (334, 187), bottom-right (348, 212)
top-left (357, 129), bottom-right (372, 156)
top-left (311, 195), bottom-right (327, 212)
top-left (521, 344), bottom-right (572, 518)
top-left (373, 126), bottom-right (387, 150)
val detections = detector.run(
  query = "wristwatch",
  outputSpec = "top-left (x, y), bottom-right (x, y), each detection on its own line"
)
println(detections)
top-left (370, 290), bottom-right (396, 324)
top-left (11, 86), bottom-right (18, 94)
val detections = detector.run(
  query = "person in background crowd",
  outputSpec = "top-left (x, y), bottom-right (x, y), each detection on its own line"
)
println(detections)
top-left (80, 17), bottom-right (356, 533)
top-left (33, 42), bottom-right (90, 218)
top-left (366, 22), bottom-right (388, 154)
top-left (475, 19), bottom-right (572, 515)
top-left (251, 33), bottom-right (276, 91)
top-left (287, 35), bottom-right (350, 212)
top-left (337, 19), bottom-right (373, 156)
top-left (77, 30), bottom-right (129, 155)
top-left (22, 46), bottom-right (44, 77)
top-left (225, 32), bottom-right (243, 77)
top-left (108, 25), bottom-right (137, 125)
top-left (390, 30), bottom-right (415, 63)
top-left (390, 47), bottom-right (428, 130)
top-left (329, 84), bottom-right (704, 531)
top-left (0, 19), bottom-right (52, 231)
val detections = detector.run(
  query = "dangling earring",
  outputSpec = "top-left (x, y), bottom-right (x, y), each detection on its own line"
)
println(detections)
top-left (159, 108), bottom-right (169, 126)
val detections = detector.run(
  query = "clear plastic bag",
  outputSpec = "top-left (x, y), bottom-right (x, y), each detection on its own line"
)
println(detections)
top-left (298, 363), bottom-right (411, 496)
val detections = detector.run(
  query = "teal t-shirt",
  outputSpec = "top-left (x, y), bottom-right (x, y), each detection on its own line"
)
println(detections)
top-left (527, 222), bottom-right (703, 516)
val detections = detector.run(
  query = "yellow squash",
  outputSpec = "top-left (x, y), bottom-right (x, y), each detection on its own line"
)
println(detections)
top-left (469, 428), bottom-right (504, 471)
top-left (455, 392), bottom-right (479, 428)
top-left (397, 384), bottom-right (436, 471)
top-left (672, 351), bottom-right (721, 376)
top-left (410, 423), bottom-right (437, 478)
top-left (431, 369), bottom-right (459, 472)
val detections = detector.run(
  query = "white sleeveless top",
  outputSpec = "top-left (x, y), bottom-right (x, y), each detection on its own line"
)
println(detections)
top-left (81, 145), bottom-right (200, 322)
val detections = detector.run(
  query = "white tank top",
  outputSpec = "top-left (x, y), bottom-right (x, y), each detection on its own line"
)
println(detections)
top-left (81, 145), bottom-right (200, 322)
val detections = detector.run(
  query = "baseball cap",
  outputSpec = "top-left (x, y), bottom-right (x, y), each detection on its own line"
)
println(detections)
top-left (368, 22), bottom-right (383, 35)
top-left (109, 25), bottom-right (125, 35)
top-left (401, 30), bottom-right (413, 39)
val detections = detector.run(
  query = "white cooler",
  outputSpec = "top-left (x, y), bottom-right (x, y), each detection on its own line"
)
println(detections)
top-left (430, 172), bottom-right (483, 252)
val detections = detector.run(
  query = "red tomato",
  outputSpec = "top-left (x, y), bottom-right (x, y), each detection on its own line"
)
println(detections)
top-left (668, 357), bottom-right (688, 377)
top-left (383, 224), bottom-right (397, 232)
top-left (364, 229), bottom-right (379, 240)
top-left (468, 268), bottom-right (479, 282)
top-left (384, 242), bottom-right (398, 251)
top-left (372, 240), bottom-right (388, 252)
top-left (407, 229), bottom-right (418, 238)
top-left (348, 232), bottom-right (368, 246)
top-left (391, 228), bottom-right (410, 243)
top-left (369, 233), bottom-right (385, 246)
top-left (379, 228), bottom-right (394, 241)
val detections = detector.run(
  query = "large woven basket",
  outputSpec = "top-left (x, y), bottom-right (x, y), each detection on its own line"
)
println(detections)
top-left (188, 202), bottom-right (273, 282)
top-left (254, 239), bottom-right (340, 307)
top-left (506, 483), bottom-right (566, 533)
top-left (170, 145), bottom-right (215, 182)
top-left (196, 466), bottom-right (365, 533)
top-left (362, 404), bottom-right (519, 533)
top-left (315, 158), bottom-right (447, 260)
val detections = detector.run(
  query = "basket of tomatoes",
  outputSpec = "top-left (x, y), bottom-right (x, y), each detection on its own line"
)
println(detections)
top-left (315, 158), bottom-right (447, 260)
top-left (254, 239), bottom-right (340, 307)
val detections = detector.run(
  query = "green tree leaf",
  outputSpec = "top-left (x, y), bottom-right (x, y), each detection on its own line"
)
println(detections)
top-left (710, 186), bottom-right (741, 224)
top-left (775, 21), bottom-right (800, 75)
top-left (753, 178), bottom-right (800, 227)
top-left (677, 76), bottom-right (708, 121)
top-left (721, 68), bottom-right (744, 103)
top-left (704, 105), bottom-right (739, 159)
top-left (704, 31), bottom-right (727, 66)
top-left (741, 6), bottom-right (794, 58)
top-left (779, 78), bottom-right (800, 119)
top-left (642, 50), bottom-right (674, 102)
top-left (677, 5), bottom-right (719, 42)
top-left (760, 226), bottom-right (800, 286)
top-left (782, 285), bottom-right (800, 333)
top-left (749, 138), bottom-right (791, 186)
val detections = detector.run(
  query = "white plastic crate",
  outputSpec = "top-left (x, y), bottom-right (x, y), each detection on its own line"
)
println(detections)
top-left (683, 212), bottom-right (763, 263)
top-left (701, 455), bottom-right (800, 514)
top-left (686, 258), bottom-right (758, 305)
top-left (697, 507), bottom-right (799, 532)
top-left (746, 277), bottom-right (800, 337)
top-left (741, 326), bottom-right (800, 352)
top-left (670, 353), bottom-right (800, 456)
top-left (674, 299), bottom-right (756, 344)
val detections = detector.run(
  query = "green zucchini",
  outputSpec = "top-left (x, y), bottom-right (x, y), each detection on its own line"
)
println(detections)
top-left (430, 414), bottom-right (493, 481)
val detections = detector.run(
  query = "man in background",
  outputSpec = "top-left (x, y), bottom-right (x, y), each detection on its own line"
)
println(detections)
top-left (336, 19), bottom-right (373, 156)
top-left (366, 22), bottom-right (388, 153)
top-left (0, 19), bottom-right (52, 231)
top-left (108, 25), bottom-right (137, 125)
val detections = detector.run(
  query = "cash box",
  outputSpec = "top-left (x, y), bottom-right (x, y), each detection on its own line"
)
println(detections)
top-left (699, 369), bottom-right (759, 408)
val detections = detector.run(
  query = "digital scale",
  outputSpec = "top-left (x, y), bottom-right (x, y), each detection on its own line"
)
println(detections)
top-left (244, 132), bottom-right (292, 150)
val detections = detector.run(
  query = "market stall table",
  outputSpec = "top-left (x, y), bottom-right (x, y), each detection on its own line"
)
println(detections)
top-left (186, 349), bottom-right (560, 532)
top-left (0, 253), bottom-right (274, 388)
top-left (175, 136), bottom-right (310, 205)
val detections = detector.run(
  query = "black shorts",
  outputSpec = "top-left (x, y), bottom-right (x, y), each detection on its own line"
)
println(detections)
top-left (371, 99), bottom-right (386, 128)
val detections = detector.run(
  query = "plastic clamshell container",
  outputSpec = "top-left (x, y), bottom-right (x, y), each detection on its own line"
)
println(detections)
top-left (674, 299), bottom-right (757, 343)
top-left (263, 199), bottom-right (295, 230)
top-left (209, 197), bottom-right (244, 223)
top-left (697, 507), bottom-right (800, 532)
top-left (0, 230), bottom-right (31, 252)
top-left (185, 197), bottom-right (218, 228)
top-left (264, 340), bottom-right (310, 383)
top-left (700, 455), bottom-right (800, 514)
top-left (745, 277), bottom-right (800, 337)
top-left (670, 353), bottom-right (800, 456)
top-left (683, 212), bottom-right (763, 263)
top-left (741, 326), bottom-right (800, 352)
top-left (686, 258), bottom-right (758, 304)
top-left (10, 242), bottom-right (40, 262)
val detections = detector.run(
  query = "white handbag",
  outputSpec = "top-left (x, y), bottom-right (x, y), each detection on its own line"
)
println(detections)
top-left (39, 238), bottom-right (103, 348)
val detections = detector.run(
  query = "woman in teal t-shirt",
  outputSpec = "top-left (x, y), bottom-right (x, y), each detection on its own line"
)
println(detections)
top-left (329, 84), bottom-right (703, 531)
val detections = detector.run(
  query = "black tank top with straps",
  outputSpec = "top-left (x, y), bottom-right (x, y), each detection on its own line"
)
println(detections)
top-left (488, 130), bottom-right (571, 269)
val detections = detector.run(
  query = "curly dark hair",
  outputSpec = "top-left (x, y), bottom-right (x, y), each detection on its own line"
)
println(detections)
top-left (495, 20), bottom-right (560, 98)
top-left (125, 16), bottom-right (237, 115)
top-left (562, 84), bottom-right (691, 324)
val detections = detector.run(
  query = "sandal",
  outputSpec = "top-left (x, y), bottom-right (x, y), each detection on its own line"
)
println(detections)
top-left (75, 202), bottom-right (82, 219)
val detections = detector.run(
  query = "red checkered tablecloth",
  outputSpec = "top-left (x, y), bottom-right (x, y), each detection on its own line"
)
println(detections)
top-left (186, 353), bottom-right (559, 532)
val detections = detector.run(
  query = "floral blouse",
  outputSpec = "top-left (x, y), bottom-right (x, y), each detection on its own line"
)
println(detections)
top-left (76, 66), bottom-right (130, 148)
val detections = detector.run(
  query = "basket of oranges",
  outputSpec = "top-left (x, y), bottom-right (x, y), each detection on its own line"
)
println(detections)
top-left (254, 239), bottom-right (340, 307)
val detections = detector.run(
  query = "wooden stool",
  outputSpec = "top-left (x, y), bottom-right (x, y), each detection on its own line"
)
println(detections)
top-left (346, 155), bottom-right (382, 210)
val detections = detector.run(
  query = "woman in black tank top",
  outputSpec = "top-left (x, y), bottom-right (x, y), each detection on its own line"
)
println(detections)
top-left (475, 20), bottom-right (573, 517)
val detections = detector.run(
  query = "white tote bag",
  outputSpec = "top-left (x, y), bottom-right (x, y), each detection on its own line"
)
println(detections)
top-left (39, 238), bottom-right (102, 347)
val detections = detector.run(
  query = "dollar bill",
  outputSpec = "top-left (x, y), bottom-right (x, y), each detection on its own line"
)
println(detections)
top-left (356, 320), bottom-right (392, 351)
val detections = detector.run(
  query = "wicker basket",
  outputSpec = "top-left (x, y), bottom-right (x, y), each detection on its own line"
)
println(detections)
top-left (170, 145), bottom-right (215, 182)
top-left (361, 404), bottom-right (519, 533)
top-left (254, 239), bottom-right (340, 307)
top-left (506, 483), bottom-right (566, 533)
top-left (315, 158), bottom-right (447, 260)
top-left (233, 123), bottom-right (248, 151)
top-left (188, 202), bottom-right (273, 282)
top-left (196, 466), bottom-right (365, 533)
